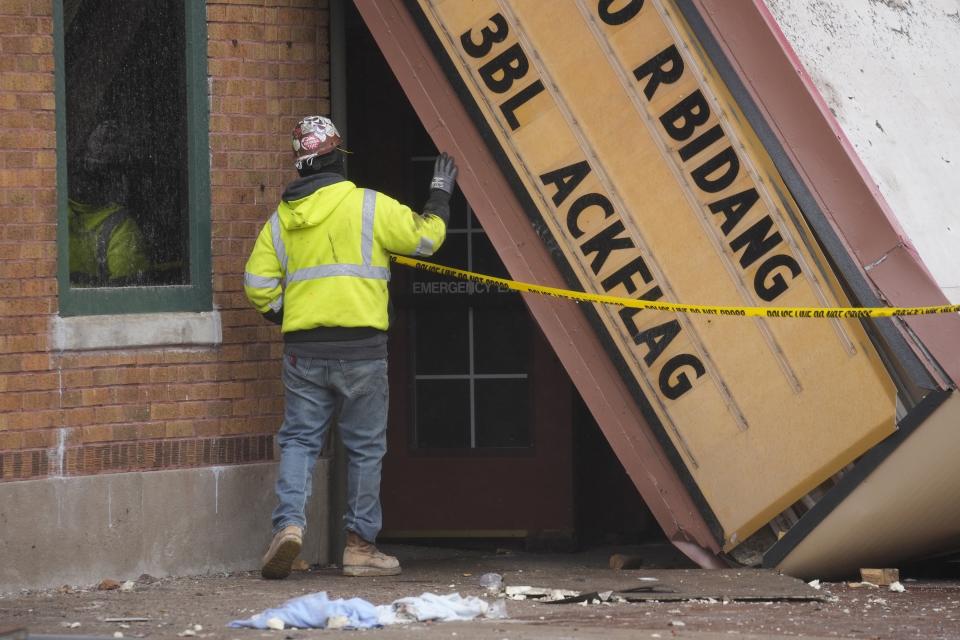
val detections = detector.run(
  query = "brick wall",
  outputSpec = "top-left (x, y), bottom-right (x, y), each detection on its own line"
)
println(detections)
top-left (0, 0), bottom-right (330, 481)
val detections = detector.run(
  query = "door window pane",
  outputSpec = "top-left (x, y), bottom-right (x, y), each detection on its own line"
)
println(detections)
top-left (415, 380), bottom-right (471, 448)
top-left (472, 233), bottom-right (510, 279)
top-left (64, 0), bottom-right (188, 287)
top-left (411, 173), bottom-right (532, 451)
top-left (415, 308), bottom-right (469, 375)
top-left (474, 304), bottom-right (529, 375)
top-left (476, 380), bottom-right (530, 448)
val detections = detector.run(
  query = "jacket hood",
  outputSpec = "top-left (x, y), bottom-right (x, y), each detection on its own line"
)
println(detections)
top-left (279, 174), bottom-right (354, 230)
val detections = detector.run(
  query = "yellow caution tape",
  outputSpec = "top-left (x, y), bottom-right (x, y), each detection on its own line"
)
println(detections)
top-left (392, 255), bottom-right (960, 319)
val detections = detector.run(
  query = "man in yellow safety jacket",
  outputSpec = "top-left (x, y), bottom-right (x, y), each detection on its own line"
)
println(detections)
top-left (245, 115), bottom-right (458, 579)
top-left (68, 120), bottom-right (149, 286)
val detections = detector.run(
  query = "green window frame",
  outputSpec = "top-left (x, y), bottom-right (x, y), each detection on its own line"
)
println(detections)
top-left (53, 1), bottom-right (211, 316)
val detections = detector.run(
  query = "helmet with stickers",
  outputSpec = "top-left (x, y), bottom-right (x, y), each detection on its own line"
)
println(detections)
top-left (83, 120), bottom-right (127, 170)
top-left (291, 115), bottom-right (342, 170)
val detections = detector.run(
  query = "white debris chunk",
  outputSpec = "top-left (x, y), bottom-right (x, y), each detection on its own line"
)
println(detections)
top-left (265, 617), bottom-right (285, 630)
top-left (808, 579), bottom-right (821, 589)
top-left (889, 581), bottom-right (906, 592)
top-left (327, 615), bottom-right (350, 629)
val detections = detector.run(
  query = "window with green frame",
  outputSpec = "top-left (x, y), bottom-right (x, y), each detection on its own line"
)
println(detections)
top-left (54, 0), bottom-right (210, 316)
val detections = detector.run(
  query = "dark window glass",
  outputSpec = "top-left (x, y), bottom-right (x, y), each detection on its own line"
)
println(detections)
top-left (475, 380), bottom-right (530, 447)
top-left (415, 380), bottom-right (471, 448)
top-left (415, 308), bottom-right (469, 375)
top-left (409, 153), bottom-right (532, 450)
top-left (472, 233), bottom-right (510, 279)
top-left (64, 1), bottom-right (188, 287)
top-left (474, 304), bottom-right (529, 374)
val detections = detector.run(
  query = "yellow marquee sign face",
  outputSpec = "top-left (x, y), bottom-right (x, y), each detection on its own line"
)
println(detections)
top-left (415, 0), bottom-right (895, 548)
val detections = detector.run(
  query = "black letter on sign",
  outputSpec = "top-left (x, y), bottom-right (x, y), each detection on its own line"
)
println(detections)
top-left (540, 160), bottom-right (591, 206)
top-left (708, 188), bottom-right (758, 235)
top-left (460, 14), bottom-right (509, 58)
top-left (729, 215), bottom-right (782, 269)
top-left (580, 219), bottom-right (635, 274)
top-left (479, 43), bottom-right (530, 93)
top-left (619, 286), bottom-right (664, 337)
top-left (679, 123), bottom-right (725, 161)
top-left (754, 253), bottom-right (801, 301)
top-left (568, 193), bottom-right (613, 239)
top-left (601, 255), bottom-right (653, 293)
top-left (659, 353), bottom-right (706, 400)
top-left (690, 146), bottom-right (739, 193)
top-left (634, 318), bottom-right (680, 366)
top-left (633, 44), bottom-right (684, 100)
top-left (500, 80), bottom-right (545, 130)
top-left (598, 0), bottom-right (643, 25)
top-left (659, 89), bottom-right (710, 142)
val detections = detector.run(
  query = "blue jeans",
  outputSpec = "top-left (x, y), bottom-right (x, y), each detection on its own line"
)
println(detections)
top-left (272, 354), bottom-right (388, 543)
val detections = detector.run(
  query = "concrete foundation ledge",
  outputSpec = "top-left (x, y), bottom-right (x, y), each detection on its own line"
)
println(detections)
top-left (0, 461), bottom-right (329, 593)
top-left (51, 310), bottom-right (223, 351)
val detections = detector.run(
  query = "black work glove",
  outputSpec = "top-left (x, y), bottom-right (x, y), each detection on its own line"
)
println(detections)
top-left (429, 152), bottom-right (458, 194)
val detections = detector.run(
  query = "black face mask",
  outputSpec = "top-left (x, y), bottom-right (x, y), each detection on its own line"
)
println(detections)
top-left (298, 150), bottom-right (344, 177)
top-left (70, 164), bottom-right (128, 207)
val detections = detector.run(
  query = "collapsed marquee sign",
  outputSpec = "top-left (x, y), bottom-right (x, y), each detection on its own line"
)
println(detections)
top-left (369, 0), bottom-right (898, 554)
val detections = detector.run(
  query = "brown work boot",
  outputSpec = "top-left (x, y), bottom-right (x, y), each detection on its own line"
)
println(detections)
top-left (342, 530), bottom-right (401, 577)
top-left (260, 525), bottom-right (303, 580)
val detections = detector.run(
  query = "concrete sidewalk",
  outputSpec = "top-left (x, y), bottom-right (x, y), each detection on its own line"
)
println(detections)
top-left (2, 543), bottom-right (959, 639)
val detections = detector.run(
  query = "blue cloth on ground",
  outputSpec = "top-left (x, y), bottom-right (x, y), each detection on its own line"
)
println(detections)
top-left (228, 591), bottom-right (381, 630)
top-left (388, 592), bottom-right (499, 623)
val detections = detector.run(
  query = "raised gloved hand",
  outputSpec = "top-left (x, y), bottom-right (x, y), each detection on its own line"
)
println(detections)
top-left (429, 152), bottom-right (458, 194)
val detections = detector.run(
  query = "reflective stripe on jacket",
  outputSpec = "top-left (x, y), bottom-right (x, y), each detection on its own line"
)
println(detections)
top-left (68, 199), bottom-right (150, 284)
top-left (244, 179), bottom-right (446, 333)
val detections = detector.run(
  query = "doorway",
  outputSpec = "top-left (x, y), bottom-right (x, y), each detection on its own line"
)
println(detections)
top-left (342, 2), bottom-right (574, 542)
top-left (339, 1), bottom-right (661, 549)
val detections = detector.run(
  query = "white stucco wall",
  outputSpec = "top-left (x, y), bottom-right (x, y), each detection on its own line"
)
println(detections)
top-left (763, 0), bottom-right (960, 303)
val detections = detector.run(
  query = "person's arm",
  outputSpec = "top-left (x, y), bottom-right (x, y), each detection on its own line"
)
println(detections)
top-left (422, 152), bottom-right (458, 226)
top-left (244, 216), bottom-right (285, 325)
top-left (376, 152), bottom-right (458, 257)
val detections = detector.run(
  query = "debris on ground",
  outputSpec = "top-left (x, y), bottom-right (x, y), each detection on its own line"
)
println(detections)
top-left (861, 567), bottom-right (900, 586)
top-left (504, 586), bottom-right (581, 601)
top-left (609, 553), bottom-right (644, 570)
top-left (478, 572), bottom-right (502, 593)
top-left (98, 579), bottom-right (121, 591)
top-left (228, 591), bottom-right (506, 630)
top-left (0, 626), bottom-right (26, 640)
top-left (102, 617), bottom-right (152, 623)
top-left (291, 558), bottom-right (311, 572)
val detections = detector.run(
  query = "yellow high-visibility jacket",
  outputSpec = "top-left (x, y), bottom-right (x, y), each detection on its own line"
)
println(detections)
top-left (68, 199), bottom-right (150, 285)
top-left (244, 179), bottom-right (446, 333)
